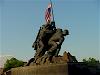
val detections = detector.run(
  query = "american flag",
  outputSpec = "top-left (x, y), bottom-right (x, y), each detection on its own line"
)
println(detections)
top-left (45, 3), bottom-right (52, 23)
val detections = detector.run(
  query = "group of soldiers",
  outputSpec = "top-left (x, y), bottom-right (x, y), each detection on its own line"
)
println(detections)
top-left (32, 21), bottom-right (69, 62)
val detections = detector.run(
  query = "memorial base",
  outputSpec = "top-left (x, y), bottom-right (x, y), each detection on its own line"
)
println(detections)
top-left (11, 63), bottom-right (68, 75)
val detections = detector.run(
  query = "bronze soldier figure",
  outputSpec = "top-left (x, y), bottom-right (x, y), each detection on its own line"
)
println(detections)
top-left (48, 28), bottom-right (69, 56)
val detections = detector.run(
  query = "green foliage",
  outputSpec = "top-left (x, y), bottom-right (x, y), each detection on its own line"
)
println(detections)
top-left (4, 57), bottom-right (24, 71)
top-left (83, 57), bottom-right (100, 66)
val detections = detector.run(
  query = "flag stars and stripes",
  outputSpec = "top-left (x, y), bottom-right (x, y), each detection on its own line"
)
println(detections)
top-left (45, 3), bottom-right (52, 23)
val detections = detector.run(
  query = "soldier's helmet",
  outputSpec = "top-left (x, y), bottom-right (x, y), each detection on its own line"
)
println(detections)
top-left (63, 29), bottom-right (69, 36)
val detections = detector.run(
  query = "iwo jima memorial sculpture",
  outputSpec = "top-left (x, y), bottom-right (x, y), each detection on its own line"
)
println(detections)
top-left (3, 1), bottom-right (78, 75)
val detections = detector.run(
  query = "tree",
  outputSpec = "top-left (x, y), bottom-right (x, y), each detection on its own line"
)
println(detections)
top-left (4, 57), bottom-right (24, 71)
top-left (83, 57), bottom-right (100, 66)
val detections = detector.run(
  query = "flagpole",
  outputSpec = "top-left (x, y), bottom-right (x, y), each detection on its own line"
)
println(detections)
top-left (50, 0), bottom-right (55, 22)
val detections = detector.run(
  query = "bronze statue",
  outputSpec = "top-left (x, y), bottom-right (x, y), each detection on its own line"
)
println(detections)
top-left (30, 21), bottom-right (69, 64)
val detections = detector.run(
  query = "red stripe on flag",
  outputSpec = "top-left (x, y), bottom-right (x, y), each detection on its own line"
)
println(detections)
top-left (45, 3), bottom-right (52, 23)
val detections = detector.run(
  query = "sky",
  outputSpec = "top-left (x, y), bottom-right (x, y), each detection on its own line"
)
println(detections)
top-left (0, 0), bottom-right (100, 62)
